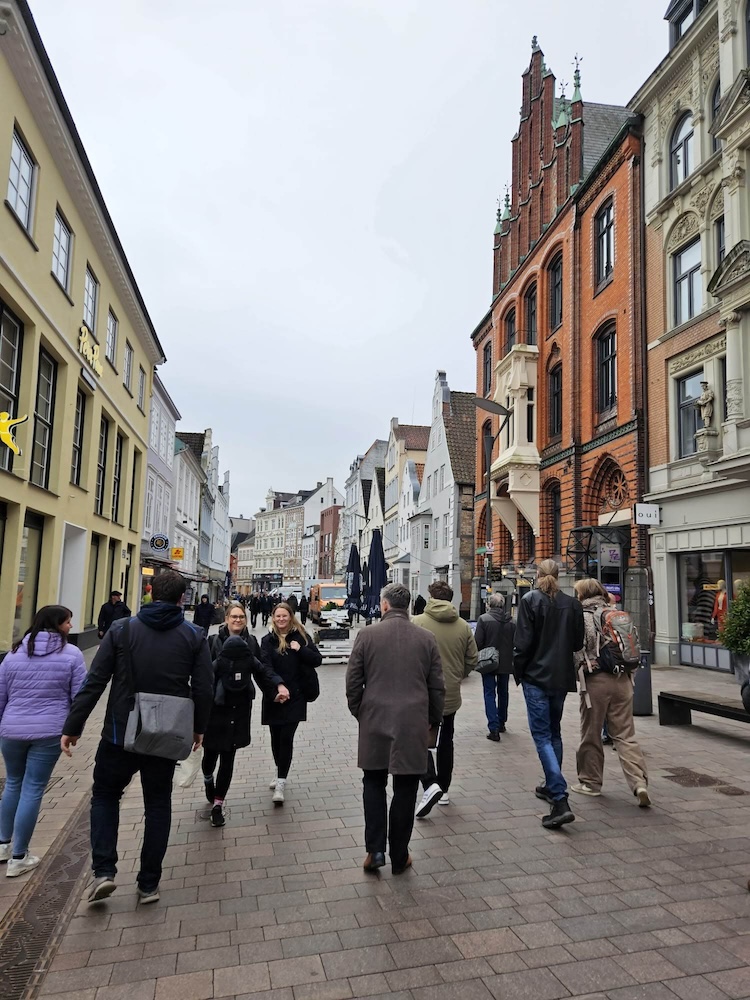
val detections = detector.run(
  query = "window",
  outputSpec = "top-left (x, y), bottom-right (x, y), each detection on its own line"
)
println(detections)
top-left (426, 475), bottom-right (431, 500)
top-left (434, 517), bottom-right (439, 548)
top-left (716, 216), bottom-right (725, 266)
top-left (549, 253), bottom-right (563, 330)
top-left (0, 306), bottom-right (22, 474)
top-left (505, 309), bottom-right (516, 352)
top-left (677, 7), bottom-right (695, 36)
top-left (123, 341), bottom-right (133, 392)
top-left (106, 310), bottom-right (118, 365)
top-left (149, 402), bottom-right (160, 449)
top-left (526, 387), bottom-right (535, 443)
top-left (711, 82), bottom-right (721, 153)
top-left (678, 371), bottom-right (703, 457)
top-left (71, 388), bottom-right (85, 485)
top-left (423, 523), bottom-right (430, 549)
top-left (549, 365), bottom-right (563, 436)
top-left (83, 267), bottom-right (99, 333)
top-left (525, 285), bottom-right (537, 345)
top-left (137, 366), bottom-right (146, 410)
top-left (52, 211), bottom-right (72, 289)
top-left (670, 115), bottom-right (694, 189)
top-left (443, 513), bottom-right (450, 548)
top-left (30, 349), bottom-right (56, 488)
top-left (112, 433), bottom-right (123, 521)
top-left (7, 130), bottom-right (35, 230)
top-left (14, 513), bottom-right (43, 642)
top-left (145, 472), bottom-right (155, 534)
top-left (439, 464), bottom-right (445, 490)
top-left (549, 483), bottom-right (562, 557)
top-left (95, 417), bottom-right (108, 516)
top-left (483, 340), bottom-right (492, 395)
top-left (597, 325), bottom-right (617, 413)
top-left (673, 237), bottom-right (702, 326)
top-left (595, 201), bottom-right (614, 285)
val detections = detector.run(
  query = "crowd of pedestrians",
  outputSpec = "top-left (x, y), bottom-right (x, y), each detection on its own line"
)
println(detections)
top-left (0, 565), bottom-right (676, 902)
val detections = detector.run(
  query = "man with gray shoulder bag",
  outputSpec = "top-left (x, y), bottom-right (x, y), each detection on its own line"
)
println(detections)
top-left (475, 593), bottom-right (515, 741)
top-left (62, 571), bottom-right (213, 905)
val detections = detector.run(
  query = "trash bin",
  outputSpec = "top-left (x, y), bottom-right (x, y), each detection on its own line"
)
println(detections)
top-left (633, 649), bottom-right (653, 716)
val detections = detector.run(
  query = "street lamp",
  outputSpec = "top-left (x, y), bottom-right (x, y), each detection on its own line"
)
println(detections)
top-left (474, 397), bottom-right (511, 585)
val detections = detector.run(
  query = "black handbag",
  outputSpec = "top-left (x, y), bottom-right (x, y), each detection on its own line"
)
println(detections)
top-left (298, 661), bottom-right (320, 702)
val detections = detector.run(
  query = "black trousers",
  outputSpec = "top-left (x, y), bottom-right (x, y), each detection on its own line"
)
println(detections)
top-left (90, 739), bottom-right (176, 893)
top-left (202, 747), bottom-right (236, 800)
top-left (362, 770), bottom-right (419, 868)
top-left (250, 611), bottom-right (258, 628)
top-left (269, 722), bottom-right (299, 778)
top-left (421, 712), bottom-right (456, 793)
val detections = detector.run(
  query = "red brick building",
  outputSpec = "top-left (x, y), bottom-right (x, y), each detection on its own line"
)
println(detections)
top-left (318, 504), bottom-right (341, 580)
top-left (472, 40), bottom-right (649, 622)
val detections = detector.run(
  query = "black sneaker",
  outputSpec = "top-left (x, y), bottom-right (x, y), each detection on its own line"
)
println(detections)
top-left (542, 795), bottom-right (575, 829)
top-left (534, 784), bottom-right (554, 803)
top-left (204, 777), bottom-right (215, 803)
top-left (498, 725), bottom-right (507, 733)
top-left (210, 804), bottom-right (225, 827)
top-left (486, 731), bottom-right (501, 742)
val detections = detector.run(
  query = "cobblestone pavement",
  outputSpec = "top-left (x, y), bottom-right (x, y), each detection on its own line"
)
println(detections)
top-left (2, 628), bottom-right (750, 1000)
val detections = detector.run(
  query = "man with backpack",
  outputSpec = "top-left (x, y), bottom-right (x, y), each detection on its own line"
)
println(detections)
top-left (571, 578), bottom-right (650, 807)
top-left (474, 593), bottom-right (515, 741)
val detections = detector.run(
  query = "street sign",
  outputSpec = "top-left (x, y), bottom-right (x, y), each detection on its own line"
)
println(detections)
top-left (486, 541), bottom-right (495, 553)
top-left (476, 546), bottom-right (486, 554)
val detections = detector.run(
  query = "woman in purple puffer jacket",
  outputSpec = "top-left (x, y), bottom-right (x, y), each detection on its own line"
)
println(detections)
top-left (0, 606), bottom-right (87, 878)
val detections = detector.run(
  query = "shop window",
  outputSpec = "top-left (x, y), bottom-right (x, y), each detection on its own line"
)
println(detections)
top-left (30, 349), bottom-right (57, 489)
top-left (549, 364), bottom-right (563, 437)
top-left (670, 114), bottom-right (694, 189)
top-left (673, 237), bottom-right (702, 326)
top-left (597, 324), bottom-right (617, 413)
top-left (14, 512), bottom-right (44, 642)
top-left (678, 371), bottom-right (703, 457)
top-left (525, 285), bottom-right (537, 345)
top-left (595, 200), bottom-right (614, 285)
top-left (0, 305), bottom-right (23, 474)
top-left (548, 253), bottom-right (563, 330)
top-left (71, 388), bottom-right (85, 485)
top-left (86, 532), bottom-right (101, 626)
top-left (679, 551), bottom-right (726, 647)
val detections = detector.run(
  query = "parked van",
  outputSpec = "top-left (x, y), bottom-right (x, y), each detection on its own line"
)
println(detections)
top-left (309, 582), bottom-right (347, 623)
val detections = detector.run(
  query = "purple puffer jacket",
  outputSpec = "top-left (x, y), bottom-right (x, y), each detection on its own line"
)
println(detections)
top-left (0, 632), bottom-right (88, 741)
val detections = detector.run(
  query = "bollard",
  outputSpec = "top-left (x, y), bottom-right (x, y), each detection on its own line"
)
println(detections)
top-left (633, 649), bottom-right (653, 716)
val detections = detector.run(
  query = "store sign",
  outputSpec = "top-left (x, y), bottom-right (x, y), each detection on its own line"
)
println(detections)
top-left (142, 567), bottom-right (155, 577)
top-left (150, 533), bottom-right (170, 552)
top-left (171, 546), bottom-right (184, 561)
top-left (78, 325), bottom-right (103, 377)
top-left (634, 502), bottom-right (660, 526)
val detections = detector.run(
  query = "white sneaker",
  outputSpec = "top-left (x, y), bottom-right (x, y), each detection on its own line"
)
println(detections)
top-left (6, 854), bottom-right (40, 877)
top-left (571, 782), bottom-right (601, 797)
top-left (272, 778), bottom-right (286, 805)
top-left (636, 786), bottom-right (652, 808)
top-left (415, 783), bottom-right (443, 818)
top-left (269, 777), bottom-right (277, 789)
top-left (438, 795), bottom-right (450, 806)
top-left (0, 843), bottom-right (11, 863)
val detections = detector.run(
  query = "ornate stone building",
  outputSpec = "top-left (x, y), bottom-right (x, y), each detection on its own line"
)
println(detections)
top-left (631, 0), bottom-right (750, 669)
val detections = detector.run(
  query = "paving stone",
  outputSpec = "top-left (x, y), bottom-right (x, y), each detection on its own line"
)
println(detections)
top-left (280, 932), bottom-right (343, 959)
top-left (40, 965), bottom-right (115, 994)
top-left (410, 980), bottom-right (495, 1000)
top-left (612, 949), bottom-right (686, 983)
top-left (268, 954), bottom-right (327, 989)
top-left (109, 956), bottom-right (178, 985)
top-left (292, 980), bottom-right (354, 1000)
top-left (434, 957), bottom-right (494, 982)
top-left (214, 960), bottom-right (271, 996)
top-left (153, 971), bottom-right (213, 1000)
top-left (657, 941), bottom-right (745, 975)
top-left (387, 935), bottom-right (464, 969)
top-left (666, 974), bottom-right (736, 999)
top-left (320, 945), bottom-right (396, 980)
top-left (384, 964), bottom-right (443, 990)
top-left (604, 985), bottom-right (682, 1000)
top-left (345, 973), bottom-right (390, 997)
top-left (512, 920), bottom-right (572, 949)
top-left (549, 956), bottom-right (637, 994)
top-left (705, 966), bottom-right (750, 998)
top-left (176, 944), bottom-right (239, 974)
top-left (94, 984), bottom-right (156, 1000)
top-left (483, 967), bottom-right (571, 1000)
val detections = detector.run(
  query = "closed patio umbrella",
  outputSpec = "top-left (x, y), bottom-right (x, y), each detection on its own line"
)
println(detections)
top-left (364, 529), bottom-right (387, 620)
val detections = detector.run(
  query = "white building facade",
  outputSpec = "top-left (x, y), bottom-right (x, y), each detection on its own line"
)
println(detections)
top-left (172, 437), bottom-right (204, 604)
top-left (140, 374), bottom-right (178, 595)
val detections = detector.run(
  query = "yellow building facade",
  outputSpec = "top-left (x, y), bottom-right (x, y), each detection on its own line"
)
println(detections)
top-left (0, 2), bottom-right (165, 651)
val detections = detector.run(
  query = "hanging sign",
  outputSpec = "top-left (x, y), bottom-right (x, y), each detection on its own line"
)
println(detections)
top-left (78, 325), bottom-right (103, 377)
top-left (150, 533), bottom-right (170, 552)
top-left (171, 547), bottom-right (184, 561)
top-left (634, 503), bottom-right (660, 526)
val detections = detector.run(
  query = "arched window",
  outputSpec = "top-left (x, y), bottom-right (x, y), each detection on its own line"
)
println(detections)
top-left (711, 81), bottom-right (721, 153)
top-left (548, 364), bottom-right (563, 436)
top-left (596, 323), bottom-right (617, 413)
top-left (480, 419), bottom-right (492, 486)
top-left (548, 253), bottom-right (563, 330)
top-left (482, 340), bottom-right (492, 396)
top-left (525, 284), bottom-right (537, 345)
top-left (548, 483), bottom-right (562, 558)
top-left (595, 200), bottom-right (614, 285)
top-left (670, 114), bottom-right (694, 189)
top-left (505, 309), bottom-right (516, 352)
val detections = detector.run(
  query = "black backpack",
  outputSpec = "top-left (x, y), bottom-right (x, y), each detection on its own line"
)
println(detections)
top-left (213, 636), bottom-right (255, 704)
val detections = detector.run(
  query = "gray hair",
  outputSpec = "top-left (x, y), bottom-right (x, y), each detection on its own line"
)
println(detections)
top-left (488, 592), bottom-right (505, 610)
top-left (380, 582), bottom-right (411, 609)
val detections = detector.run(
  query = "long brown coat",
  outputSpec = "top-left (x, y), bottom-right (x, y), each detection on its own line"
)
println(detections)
top-left (345, 608), bottom-right (445, 774)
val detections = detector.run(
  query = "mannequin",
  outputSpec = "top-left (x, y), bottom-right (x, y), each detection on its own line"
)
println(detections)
top-left (712, 580), bottom-right (728, 631)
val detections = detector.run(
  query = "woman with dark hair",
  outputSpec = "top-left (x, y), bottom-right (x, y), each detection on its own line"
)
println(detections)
top-left (193, 595), bottom-right (215, 636)
top-left (261, 602), bottom-right (322, 805)
top-left (0, 606), bottom-right (87, 876)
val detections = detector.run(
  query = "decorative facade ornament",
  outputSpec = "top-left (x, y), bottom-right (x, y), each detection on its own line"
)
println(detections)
top-left (696, 381), bottom-right (714, 427)
top-left (726, 378), bottom-right (744, 418)
top-left (694, 427), bottom-right (721, 465)
top-left (690, 185), bottom-right (713, 216)
top-left (666, 212), bottom-right (700, 250)
top-left (668, 335), bottom-right (727, 375)
top-left (710, 185), bottom-right (724, 219)
top-left (659, 73), bottom-right (694, 138)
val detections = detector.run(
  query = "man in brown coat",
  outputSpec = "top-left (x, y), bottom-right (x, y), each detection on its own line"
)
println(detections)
top-left (346, 582), bottom-right (445, 875)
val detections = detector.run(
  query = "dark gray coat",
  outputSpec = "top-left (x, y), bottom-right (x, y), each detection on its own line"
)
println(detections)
top-left (475, 609), bottom-right (515, 675)
top-left (345, 608), bottom-right (445, 774)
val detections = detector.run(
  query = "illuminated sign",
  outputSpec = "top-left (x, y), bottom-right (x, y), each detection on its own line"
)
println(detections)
top-left (78, 325), bottom-right (103, 377)
top-left (171, 547), bottom-right (184, 561)
top-left (150, 534), bottom-right (170, 552)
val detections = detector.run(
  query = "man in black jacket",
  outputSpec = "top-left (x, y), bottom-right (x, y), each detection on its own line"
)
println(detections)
top-left (97, 590), bottom-right (131, 638)
top-left (62, 570), bottom-right (213, 905)
top-left (513, 560), bottom-right (584, 830)
top-left (475, 592), bottom-right (515, 740)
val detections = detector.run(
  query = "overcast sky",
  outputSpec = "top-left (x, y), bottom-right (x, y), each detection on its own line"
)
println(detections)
top-left (30, 0), bottom-right (666, 516)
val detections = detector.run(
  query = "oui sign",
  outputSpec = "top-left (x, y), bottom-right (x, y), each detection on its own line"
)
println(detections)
top-left (78, 325), bottom-right (103, 377)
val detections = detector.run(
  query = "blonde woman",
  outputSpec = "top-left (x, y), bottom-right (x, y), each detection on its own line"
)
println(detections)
top-left (572, 578), bottom-right (650, 807)
top-left (260, 603), bottom-right (322, 804)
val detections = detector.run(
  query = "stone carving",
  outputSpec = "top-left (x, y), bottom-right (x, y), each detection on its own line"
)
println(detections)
top-left (696, 381), bottom-right (714, 427)
top-left (695, 427), bottom-right (720, 466)
top-left (659, 72), bottom-right (694, 138)
top-left (721, 0), bottom-right (737, 41)
top-left (726, 378), bottom-right (744, 418)
top-left (668, 335), bottom-right (727, 375)
top-left (718, 248), bottom-right (750, 288)
top-left (711, 185), bottom-right (724, 219)
top-left (690, 185), bottom-right (713, 216)
top-left (667, 212), bottom-right (700, 251)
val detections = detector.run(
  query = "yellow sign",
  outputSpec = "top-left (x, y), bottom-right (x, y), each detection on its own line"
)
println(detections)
top-left (142, 567), bottom-right (155, 577)
top-left (171, 547), bottom-right (184, 561)
top-left (78, 325), bottom-right (103, 377)
top-left (0, 411), bottom-right (28, 455)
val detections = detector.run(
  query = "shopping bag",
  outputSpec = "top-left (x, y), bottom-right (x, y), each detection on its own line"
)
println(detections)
top-left (174, 746), bottom-right (204, 787)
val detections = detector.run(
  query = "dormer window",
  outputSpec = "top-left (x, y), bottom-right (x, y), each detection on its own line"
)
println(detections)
top-left (666, 0), bottom-right (709, 49)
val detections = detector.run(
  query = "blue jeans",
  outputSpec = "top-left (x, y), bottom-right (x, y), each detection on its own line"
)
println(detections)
top-left (482, 673), bottom-right (510, 732)
top-left (521, 681), bottom-right (568, 801)
top-left (0, 736), bottom-right (61, 855)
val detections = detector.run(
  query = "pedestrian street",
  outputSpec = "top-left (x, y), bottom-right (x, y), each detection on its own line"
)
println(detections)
top-left (1, 629), bottom-right (750, 1000)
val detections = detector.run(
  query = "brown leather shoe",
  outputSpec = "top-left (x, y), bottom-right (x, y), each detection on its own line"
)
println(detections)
top-left (363, 852), bottom-right (385, 871)
top-left (392, 855), bottom-right (412, 875)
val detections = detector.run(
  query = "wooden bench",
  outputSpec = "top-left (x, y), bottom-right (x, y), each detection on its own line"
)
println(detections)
top-left (658, 690), bottom-right (750, 726)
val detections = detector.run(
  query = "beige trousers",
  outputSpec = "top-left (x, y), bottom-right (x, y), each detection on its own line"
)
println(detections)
top-left (576, 670), bottom-right (648, 794)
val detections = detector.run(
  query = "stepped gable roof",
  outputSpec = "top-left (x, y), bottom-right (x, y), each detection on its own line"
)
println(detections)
top-left (177, 432), bottom-right (205, 464)
top-left (362, 479), bottom-right (373, 517)
top-left (444, 391), bottom-right (477, 486)
top-left (394, 423), bottom-right (430, 451)
top-left (374, 467), bottom-right (386, 513)
top-left (582, 102), bottom-right (634, 178)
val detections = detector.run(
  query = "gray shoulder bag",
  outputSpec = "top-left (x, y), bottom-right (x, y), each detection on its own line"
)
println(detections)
top-left (122, 619), bottom-right (195, 760)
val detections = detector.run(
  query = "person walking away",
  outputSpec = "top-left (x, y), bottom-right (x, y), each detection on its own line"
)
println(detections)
top-left (412, 581), bottom-right (478, 815)
top-left (260, 593), bottom-right (271, 627)
top-left (249, 592), bottom-right (260, 629)
top-left (299, 594), bottom-right (309, 625)
top-left (513, 560), bottom-right (584, 829)
top-left (260, 602), bottom-right (322, 805)
top-left (97, 590), bottom-right (130, 639)
top-left (287, 593), bottom-right (299, 614)
top-left (203, 603), bottom-right (288, 826)
top-left (346, 583), bottom-right (444, 874)
top-left (0, 606), bottom-right (87, 877)
top-left (412, 594), bottom-right (426, 617)
top-left (193, 594), bottom-right (214, 636)
top-left (571, 578), bottom-right (650, 807)
top-left (475, 593), bottom-right (515, 741)
top-left (62, 570), bottom-right (213, 905)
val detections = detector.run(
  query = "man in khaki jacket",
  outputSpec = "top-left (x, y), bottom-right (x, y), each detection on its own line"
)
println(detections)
top-left (413, 581), bottom-right (478, 816)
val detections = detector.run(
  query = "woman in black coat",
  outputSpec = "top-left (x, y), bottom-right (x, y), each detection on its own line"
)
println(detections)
top-left (203, 603), bottom-right (288, 826)
top-left (260, 602), bottom-right (322, 806)
top-left (193, 594), bottom-right (215, 635)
